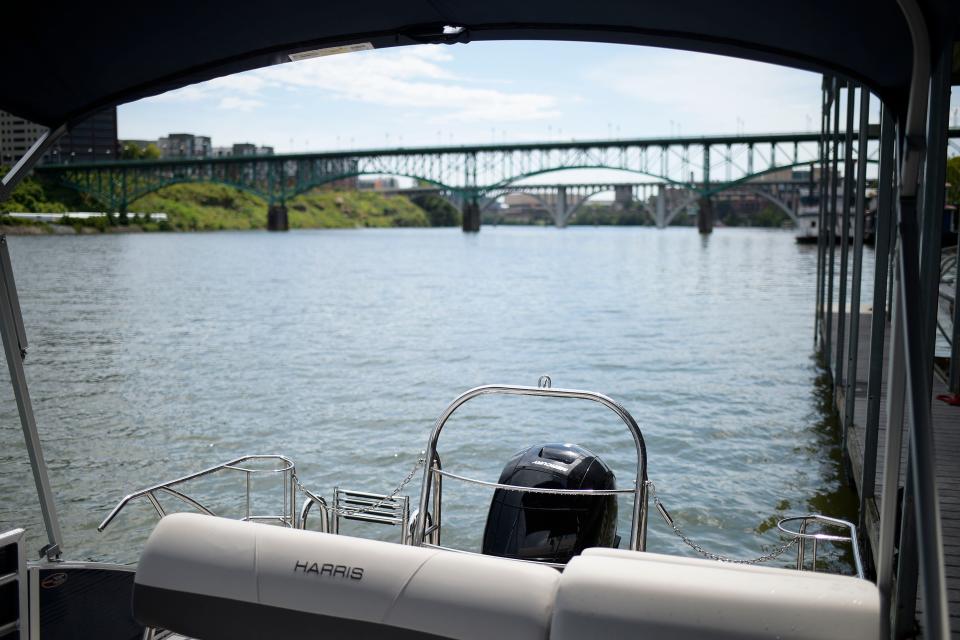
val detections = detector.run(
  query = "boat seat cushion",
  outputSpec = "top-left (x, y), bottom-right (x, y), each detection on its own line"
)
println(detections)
top-left (132, 513), bottom-right (559, 640)
top-left (550, 547), bottom-right (881, 640)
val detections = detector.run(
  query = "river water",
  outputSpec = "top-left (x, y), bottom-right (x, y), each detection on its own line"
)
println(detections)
top-left (0, 227), bottom-right (868, 569)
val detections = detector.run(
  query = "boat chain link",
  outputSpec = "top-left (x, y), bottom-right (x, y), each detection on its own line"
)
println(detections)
top-left (294, 458), bottom-right (798, 564)
top-left (293, 453), bottom-right (425, 517)
top-left (646, 480), bottom-right (799, 565)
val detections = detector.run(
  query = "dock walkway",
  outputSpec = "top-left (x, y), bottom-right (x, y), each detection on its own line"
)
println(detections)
top-left (827, 311), bottom-right (960, 636)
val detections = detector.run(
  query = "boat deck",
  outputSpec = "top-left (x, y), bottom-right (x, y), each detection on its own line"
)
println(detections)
top-left (825, 311), bottom-right (960, 637)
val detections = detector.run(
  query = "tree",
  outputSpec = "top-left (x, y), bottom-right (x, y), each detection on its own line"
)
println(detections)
top-left (120, 142), bottom-right (143, 160)
top-left (143, 143), bottom-right (162, 160)
top-left (410, 193), bottom-right (461, 227)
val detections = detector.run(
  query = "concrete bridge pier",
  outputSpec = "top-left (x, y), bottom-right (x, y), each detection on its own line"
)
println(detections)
top-left (697, 196), bottom-right (713, 234)
top-left (268, 204), bottom-right (289, 231)
top-left (462, 198), bottom-right (480, 232)
top-left (554, 186), bottom-right (569, 228)
top-left (655, 185), bottom-right (667, 229)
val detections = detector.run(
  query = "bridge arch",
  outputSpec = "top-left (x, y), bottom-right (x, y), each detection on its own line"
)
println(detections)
top-left (739, 187), bottom-right (800, 224)
top-left (38, 150), bottom-right (855, 225)
top-left (488, 165), bottom-right (691, 191)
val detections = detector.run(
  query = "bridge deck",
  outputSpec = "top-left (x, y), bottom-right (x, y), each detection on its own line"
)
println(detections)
top-left (825, 311), bottom-right (960, 637)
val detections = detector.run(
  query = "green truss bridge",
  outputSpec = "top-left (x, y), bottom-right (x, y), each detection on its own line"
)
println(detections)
top-left (35, 128), bottom-right (959, 231)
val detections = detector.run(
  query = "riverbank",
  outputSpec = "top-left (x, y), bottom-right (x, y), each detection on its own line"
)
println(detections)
top-left (0, 178), bottom-right (461, 233)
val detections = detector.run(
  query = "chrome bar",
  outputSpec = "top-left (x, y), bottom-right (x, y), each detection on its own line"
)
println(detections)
top-left (339, 513), bottom-right (404, 525)
top-left (430, 457), bottom-right (441, 546)
top-left (156, 486), bottom-right (215, 516)
top-left (0, 237), bottom-right (63, 559)
top-left (432, 468), bottom-right (636, 495)
top-left (796, 519), bottom-right (807, 571)
top-left (98, 454), bottom-right (295, 531)
top-left (298, 489), bottom-right (330, 532)
top-left (144, 492), bottom-right (165, 519)
top-left (245, 471), bottom-right (251, 521)
top-left (333, 488), bottom-right (408, 541)
top-left (778, 514), bottom-right (865, 579)
top-left (413, 383), bottom-right (648, 552)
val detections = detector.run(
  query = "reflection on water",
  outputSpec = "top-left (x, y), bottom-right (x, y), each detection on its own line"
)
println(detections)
top-left (0, 227), bottom-right (866, 572)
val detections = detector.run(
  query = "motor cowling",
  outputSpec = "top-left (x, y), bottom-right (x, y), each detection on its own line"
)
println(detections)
top-left (482, 443), bottom-right (618, 565)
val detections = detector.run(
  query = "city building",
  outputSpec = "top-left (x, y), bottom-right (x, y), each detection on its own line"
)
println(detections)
top-left (158, 133), bottom-right (212, 159)
top-left (212, 144), bottom-right (273, 158)
top-left (47, 109), bottom-right (119, 164)
top-left (231, 143), bottom-right (257, 156)
top-left (0, 110), bottom-right (47, 165)
top-left (2, 108), bottom-right (119, 165)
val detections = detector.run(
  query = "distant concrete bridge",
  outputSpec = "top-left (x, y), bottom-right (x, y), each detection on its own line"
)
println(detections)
top-left (36, 128), bottom-right (953, 231)
top-left (384, 180), bottom-right (819, 228)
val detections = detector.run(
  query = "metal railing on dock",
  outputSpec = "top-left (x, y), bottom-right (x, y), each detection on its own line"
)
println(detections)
top-left (813, 50), bottom-right (955, 638)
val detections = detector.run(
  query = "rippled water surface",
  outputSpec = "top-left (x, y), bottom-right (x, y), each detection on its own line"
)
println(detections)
top-left (0, 227), bottom-right (868, 566)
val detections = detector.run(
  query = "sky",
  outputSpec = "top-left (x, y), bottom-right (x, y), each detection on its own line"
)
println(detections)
top-left (119, 40), bottom-right (959, 165)
top-left (118, 42), bottom-right (824, 151)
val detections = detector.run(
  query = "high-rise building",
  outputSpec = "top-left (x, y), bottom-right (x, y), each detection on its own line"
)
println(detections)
top-left (0, 111), bottom-right (47, 165)
top-left (0, 108), bottom-right (118, 165)
top-left (47, 109), bottom-right (119, 164)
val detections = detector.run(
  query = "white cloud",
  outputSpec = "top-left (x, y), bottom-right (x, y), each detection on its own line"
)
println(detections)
top-left (586, 50), bottom-right (820, 133)
top-left (217, 96), bottom-right (264, 111)
top-left (146, 46), bottom-right (561, 123)
top-left (208, 74), bottom-right (268, 94)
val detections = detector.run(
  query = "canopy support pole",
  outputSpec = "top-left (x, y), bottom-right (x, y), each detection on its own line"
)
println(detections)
top-left (0, 127), bottom-right (69, 560)
top-left (0, 236), bottom-right (62, 559)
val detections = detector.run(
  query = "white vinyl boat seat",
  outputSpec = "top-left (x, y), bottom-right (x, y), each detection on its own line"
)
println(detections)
top-left (132, 513), bottom-right (560, 640)
top-left (550, 548), bottom-right (881, 640)
top-left (135, 514), bottom-right (881, 640)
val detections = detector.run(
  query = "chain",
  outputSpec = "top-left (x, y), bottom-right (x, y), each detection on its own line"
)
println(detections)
top-left (294, 452), bottom-right (425, 517)
top-left (646, 481), bottom-right (799, 565)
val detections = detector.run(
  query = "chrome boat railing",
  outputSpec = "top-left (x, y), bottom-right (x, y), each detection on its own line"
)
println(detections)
top-left (411, 377), bottom-right (650, 554)
top-left (98, 455), bottom-right (297, 532)
top-left (778, 514), bottom-right (865, 579)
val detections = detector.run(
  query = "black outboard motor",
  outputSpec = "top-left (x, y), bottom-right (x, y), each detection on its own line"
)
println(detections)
top-left (482, 443), bottom-right (618, 564)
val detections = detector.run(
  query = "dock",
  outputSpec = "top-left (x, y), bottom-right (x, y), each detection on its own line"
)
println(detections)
top-left (824, 311), bottom-right (960, 637)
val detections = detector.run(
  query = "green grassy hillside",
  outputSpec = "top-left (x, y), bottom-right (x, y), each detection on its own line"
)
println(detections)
top-left (0, 168), bottom-right (454, 232)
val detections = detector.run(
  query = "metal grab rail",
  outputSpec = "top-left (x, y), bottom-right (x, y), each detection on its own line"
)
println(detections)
top-left (98, 455), bottom-right (296, 532)
top-left (777, 514), bottom-right (865, 579)
top-left (411, 379), bottom-right (649, 552)
top-left (298, 488), bottom-right (330, 533)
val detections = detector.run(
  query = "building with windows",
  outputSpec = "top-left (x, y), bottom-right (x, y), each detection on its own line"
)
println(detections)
top-left (1, 108), bottom-right (118, 165)
top-left (0, 111), bottom-right (49, 165)
top-left (47, 109), bottom-right (118, 164)
top-left (158, 133), bottom-right (212, 159)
